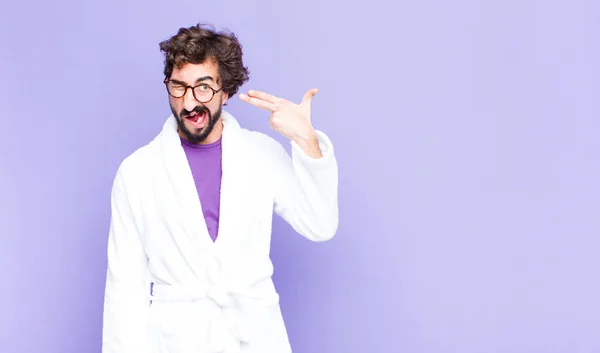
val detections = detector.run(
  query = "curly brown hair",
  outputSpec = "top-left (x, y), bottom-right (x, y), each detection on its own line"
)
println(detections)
top-left (159, 24), bottom-right (250, 98)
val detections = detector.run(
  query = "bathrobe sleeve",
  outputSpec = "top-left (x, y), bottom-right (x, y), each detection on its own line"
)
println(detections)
top-left (271, 130), bottom-right (339, 241)
top-left (102, 165), bottom-right (151, 353)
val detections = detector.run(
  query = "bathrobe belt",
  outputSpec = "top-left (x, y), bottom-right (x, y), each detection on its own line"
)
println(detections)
top-left (150, 282), bottom-right (279, 352)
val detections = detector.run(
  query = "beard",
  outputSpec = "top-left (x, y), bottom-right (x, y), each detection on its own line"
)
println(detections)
top-left (171, 103), bottom-right (223, 144)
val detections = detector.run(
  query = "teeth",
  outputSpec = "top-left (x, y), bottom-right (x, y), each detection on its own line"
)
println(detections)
top-left (186, 112), bottom-right (204, 124)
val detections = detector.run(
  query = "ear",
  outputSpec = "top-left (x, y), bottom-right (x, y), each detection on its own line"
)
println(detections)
top-left (221, 92), bottom-right (229, 106)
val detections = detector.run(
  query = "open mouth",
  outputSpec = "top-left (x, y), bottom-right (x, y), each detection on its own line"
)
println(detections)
top-left (185, 111), bottom-right (208, 128)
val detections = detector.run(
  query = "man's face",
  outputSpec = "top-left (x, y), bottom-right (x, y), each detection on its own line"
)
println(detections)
top-left (167, 60), bottom-right (228, 144)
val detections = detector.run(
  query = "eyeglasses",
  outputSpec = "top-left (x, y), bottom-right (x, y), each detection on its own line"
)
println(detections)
top-left (164, 79), bottom-right (223, 103)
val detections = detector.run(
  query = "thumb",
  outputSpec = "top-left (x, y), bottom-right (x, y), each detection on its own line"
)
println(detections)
top-left (301, 88), bottom-right (319, 105)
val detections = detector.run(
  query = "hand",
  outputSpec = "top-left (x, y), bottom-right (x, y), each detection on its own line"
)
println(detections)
top-left (239, 88), bottom-right (322, 157)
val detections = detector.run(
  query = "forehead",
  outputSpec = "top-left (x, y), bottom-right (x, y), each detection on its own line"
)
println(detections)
top-left (170, 60), bottom-right (219, 82)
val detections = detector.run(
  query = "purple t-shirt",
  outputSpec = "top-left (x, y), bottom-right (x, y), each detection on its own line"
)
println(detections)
top-left (180, 137), bottom-right (222, 242)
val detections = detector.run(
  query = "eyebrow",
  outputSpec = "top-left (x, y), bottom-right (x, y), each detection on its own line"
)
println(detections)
top-left (195, 76), bottom-right (214, 84)
top-left (170, 76), bottom-right (215, 86)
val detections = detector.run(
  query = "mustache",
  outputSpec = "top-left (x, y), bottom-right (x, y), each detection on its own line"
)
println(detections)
top-left (180, 105), bottom-right (210, 118)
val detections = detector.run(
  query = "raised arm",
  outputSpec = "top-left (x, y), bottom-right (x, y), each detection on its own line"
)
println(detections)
top-left (240, 88), bottom-right (339, 241)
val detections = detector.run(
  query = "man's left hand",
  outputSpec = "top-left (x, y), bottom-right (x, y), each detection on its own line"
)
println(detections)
top-left (239, 88), bottom-right (322, 158)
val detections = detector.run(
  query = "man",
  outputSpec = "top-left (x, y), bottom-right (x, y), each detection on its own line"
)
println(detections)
top-left (101, 23), bottom-right (338, 353)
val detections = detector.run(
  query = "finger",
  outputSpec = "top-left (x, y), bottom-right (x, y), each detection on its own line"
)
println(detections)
top-left (269, 119), bottom-right (278, 131)
top-left (239, 93), bottom-right (278, 112)
top-left (301, 88), bottom-right (319, 105)
top-left (247, 90), bottom-right (281, 104)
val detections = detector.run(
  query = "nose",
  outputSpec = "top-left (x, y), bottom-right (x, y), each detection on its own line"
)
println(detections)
top-left (182, 87), bottom-right (198, 112)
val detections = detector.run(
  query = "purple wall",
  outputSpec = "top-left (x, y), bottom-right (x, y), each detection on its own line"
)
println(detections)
top-left (1, 0), bottom-right (599, 352)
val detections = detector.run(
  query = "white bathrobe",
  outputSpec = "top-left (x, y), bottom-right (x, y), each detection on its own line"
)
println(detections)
top-left (101, 110), bottom-right (338, 353)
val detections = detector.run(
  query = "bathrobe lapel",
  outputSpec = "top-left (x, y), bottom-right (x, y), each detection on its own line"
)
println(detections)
top-left (213, 112), bottom-right (252, 251)
top-left (157, 112), bottom-right (250, 256)
top-left (159, 116), bottom-right (211, 250)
